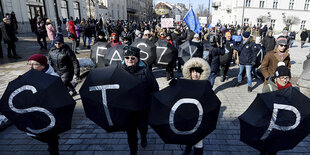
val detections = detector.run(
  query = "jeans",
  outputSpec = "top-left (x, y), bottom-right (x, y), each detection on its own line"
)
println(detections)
top-left (289, 39), bottom-right (294, 47)
top-left (83, 36), bottom-right (92, 46)
top-left (37, 33), bottom-right (47, 48)
top-left (209, 72), bottom-right (218, 88)
top-left (238, 65), bottom-right (252, 87)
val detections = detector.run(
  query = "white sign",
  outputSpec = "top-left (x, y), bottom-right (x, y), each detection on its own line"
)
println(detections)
top-left (199, 17), bottom-right (208, 25)
top-left (161, 18), bottom-right (174, 28)
top-left (175, 15), bottom-right (181, 22)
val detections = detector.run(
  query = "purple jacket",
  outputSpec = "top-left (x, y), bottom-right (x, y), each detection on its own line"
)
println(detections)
top-left (75, 25), bottom-right (82, 37)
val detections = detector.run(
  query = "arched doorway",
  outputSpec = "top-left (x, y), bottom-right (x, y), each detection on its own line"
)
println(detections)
top-left (26, 0), bottom-right (47, 32)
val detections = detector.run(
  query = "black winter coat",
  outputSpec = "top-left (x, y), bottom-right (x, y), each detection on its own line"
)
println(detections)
top-left (220, 40), bottom-right (234, 66)
top-left (262, 36), bottom-right (276, 52)
top-left (208, 47), bottom-right (225, 73)
top-left (300, 31), bottom-right (309, 41)
top-left (48, 44), bottom-right (80, 78)
top-left (130, 64), bottom-right (159, 94)
top-left (0, 22), bottom-right (16, 44)
top-left (236, 40), bottom-right (256, 65)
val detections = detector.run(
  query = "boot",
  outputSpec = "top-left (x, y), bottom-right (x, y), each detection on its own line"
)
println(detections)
top-left (248, 86), bottom-right (252, 92)
top-left (183, 145), bottom-right (192, 155)
top-left (193, 147), bottom-right (203, 155)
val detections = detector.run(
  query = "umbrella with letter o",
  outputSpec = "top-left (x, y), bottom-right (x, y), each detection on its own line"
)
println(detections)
top-left (79, 65), bottom-right (149, 132)
top-left (239, 87), bottom-right (310, 152)
top-left (0, 70), bottom-right (76, 138)
top-left (154, 40), bottom-right (178, 67)
top-left (148, 79), bottom-right (221, 145)
top-left (90, 42), bottom-right (111, 67)
top-left (132, 39), bottom-right (156, 66)
top-left (104, 44), bottom-right (125, 66)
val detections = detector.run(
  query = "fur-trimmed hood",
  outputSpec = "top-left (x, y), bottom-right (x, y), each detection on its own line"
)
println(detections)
top-left (183, 58), bottom-right (211, 80)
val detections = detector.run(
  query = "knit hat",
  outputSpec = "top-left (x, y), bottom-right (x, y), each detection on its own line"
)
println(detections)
top-left (193, 33), bottom-right (200, 38)
top-left (255, 37), bottom-right (261, 44)
top-left (276, 37), bottom-right (287, 45)
top-left (144, 30), bottom-right (150, 35)
top-left (124, 46), bottom-right (140, 59)
top-left (54, 35), bottom-right (64, 44)
top-left (274, 62), bottom-right (291, 78)
top-left (190, 67), bottom-right (203, 74)
top-left (225, 32), bottom-right (231, 38)
top-left (242, 32), bottom-right (250, 38)
top-left (111, 33), bottom-right (118, 38)
top-left (135, 30), bottom-right (141, 36)
top-left (28, 54), bottom-right (48, 67)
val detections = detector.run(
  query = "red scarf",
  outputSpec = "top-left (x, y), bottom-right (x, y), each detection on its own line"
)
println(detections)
top-left (276, 82), bottom-right (292, 90)
top-left (167, 40), bottom-right (174, 46)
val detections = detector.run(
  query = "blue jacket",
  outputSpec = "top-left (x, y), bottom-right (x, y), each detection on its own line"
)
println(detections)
top-left (236, 40), bottom-right (256, 65)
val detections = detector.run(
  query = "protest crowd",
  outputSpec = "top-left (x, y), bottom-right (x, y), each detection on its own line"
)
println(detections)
top-left (0, 9), bottom-right (310, 155)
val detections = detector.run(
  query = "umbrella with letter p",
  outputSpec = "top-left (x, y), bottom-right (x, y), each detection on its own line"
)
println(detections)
top-left (239, 87), bottom-right (310, 152)
top-left (0, 70), bottom-right (76, 138)
top-left (148, 79), bottom-right (221, 145)
top-left (79, 65), bottom-right (149, 132)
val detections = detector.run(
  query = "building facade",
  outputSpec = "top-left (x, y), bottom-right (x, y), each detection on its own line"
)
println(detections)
top-left (0, 0), bottom-right (87, 33)
top-left (212, 0), bottom-right (310, 32)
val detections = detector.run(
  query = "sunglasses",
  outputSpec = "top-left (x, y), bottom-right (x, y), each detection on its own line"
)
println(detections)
top-left (125, 56), bottom-right (137, 60)
top-left (279, 44), bottom-right (287, 47)
top-left (160, 34), bottom-right (164, 36)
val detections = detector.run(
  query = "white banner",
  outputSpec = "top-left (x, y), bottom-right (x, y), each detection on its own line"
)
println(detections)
top-left (199, 17), bottom-right (208, 25)
top-left (175, 15), bottom-right (181, 22)
top-left (161, 18), bottom-right (174, 28)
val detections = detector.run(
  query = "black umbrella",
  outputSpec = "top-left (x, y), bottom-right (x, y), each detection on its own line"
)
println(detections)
top-left (154, 40), bottom-right (178, 67)
top-left (178, 41), bottom-right (203, 64)
top-left (219, 45), bottom-right (233, 66)
top-left (104, 44), bottom-right (125, 66)
top-left (79, 65), bottom-right (149, 132)
top-left (149, 79), bottom-right (221, 145)
top-left (0, 70), bottom-right (76, 138)
top-left (239, 87), bottom-right (310, 152)
top-left (90, 42), bottom-right (111, 67)
top-left (131, 39), bottom-right (156, 66)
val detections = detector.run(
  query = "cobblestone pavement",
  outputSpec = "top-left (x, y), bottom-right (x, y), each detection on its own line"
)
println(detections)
top-left (0, 34), bottom-right (310, 155)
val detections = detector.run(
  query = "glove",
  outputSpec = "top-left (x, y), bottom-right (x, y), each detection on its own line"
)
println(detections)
top-left (251, 62), bottom-right (256, 67)
top-left (266, 76), bottom-right (270, 81)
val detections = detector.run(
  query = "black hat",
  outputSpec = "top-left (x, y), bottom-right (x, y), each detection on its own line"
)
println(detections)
top-left (54, 34), bottom-right (64, 44)
top-left (190, 67), bottom-right (203, 74)
top-left (274, 62), bottom-right (291, 78)
top-left (97, 31), bottom-right (105, 36)
top-left (124, 46), bottom-right (140, 59)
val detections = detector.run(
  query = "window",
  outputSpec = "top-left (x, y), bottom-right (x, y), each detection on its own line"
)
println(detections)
top-left (73, 2), bottom-right (80, 20)
top-left (259, 0), bottom-right (265, 8)
top-left (245, 0), bottom-right (251, 7)
top-left (301, 20), bottom-right (306, 29)
top-left (117, 4), bottom-right (120, 19)
top-left (305, 0), bottom-right (310, 10)
top-left (244, 18), bottom-right (249, 24)
top-left (271, 19), bottom-right (276, 28)
top-left (289, 0), bottom-right (294, 9)
top-left (273, 0), bottom-right (278, 9)
top-left (61, 0), bottom-right (69, 19)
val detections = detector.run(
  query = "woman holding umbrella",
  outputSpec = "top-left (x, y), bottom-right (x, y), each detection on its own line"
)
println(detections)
top-left (121, 46), bottom-right (159, 155)
top-left (182, 57), bottom-right (211, 155)
top-left (262, 62), bottom-right (292, 93)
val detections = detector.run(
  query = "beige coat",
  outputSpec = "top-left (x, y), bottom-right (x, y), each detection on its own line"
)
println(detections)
top-left (260, 48), bottom-right (291, 85)
top-left (182, 58), bottom-right (211, 80)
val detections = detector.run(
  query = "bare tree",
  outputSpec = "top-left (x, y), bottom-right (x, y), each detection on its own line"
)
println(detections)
top-left (196, 4), bottom-right (209, 17)
top-left (257, 15), bottom-right (270, 23)
top-left (283, 15), bottom-right (300, 30)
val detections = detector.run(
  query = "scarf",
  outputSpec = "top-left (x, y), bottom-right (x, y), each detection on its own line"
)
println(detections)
top-left (122, 61), bottom-right (139, 74)
top-left (276, 81), bottom-right (292, 90)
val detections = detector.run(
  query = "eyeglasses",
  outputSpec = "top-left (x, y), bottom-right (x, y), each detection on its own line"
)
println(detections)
top-left (125, 56), bottom-right (137, 60)
top-left (160, 34), bottom-right (164, 36)
top-left (27, 63), bottom-right (41, 67)
top-left (279, 44), bottom-right (287, 47)
top-left (279, 76), bottom-right (290, 81)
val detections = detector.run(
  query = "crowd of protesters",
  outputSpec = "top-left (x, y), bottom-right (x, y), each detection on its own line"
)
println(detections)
top-left (0, 13), bottom-right (309, 155)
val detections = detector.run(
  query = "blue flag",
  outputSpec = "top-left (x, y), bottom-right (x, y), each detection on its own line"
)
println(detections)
top-left (183, 8), bottom-right (202, 34)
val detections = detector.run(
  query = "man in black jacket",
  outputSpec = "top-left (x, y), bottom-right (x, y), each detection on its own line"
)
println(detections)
top-left (48, 35), bottom-right (80, 96)
top-left (262, 30), bottom-right (276, 52)
top-left (0, 18), bottom-right (21, 59)
top-left (300, 29), bottom-right (309, 48)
